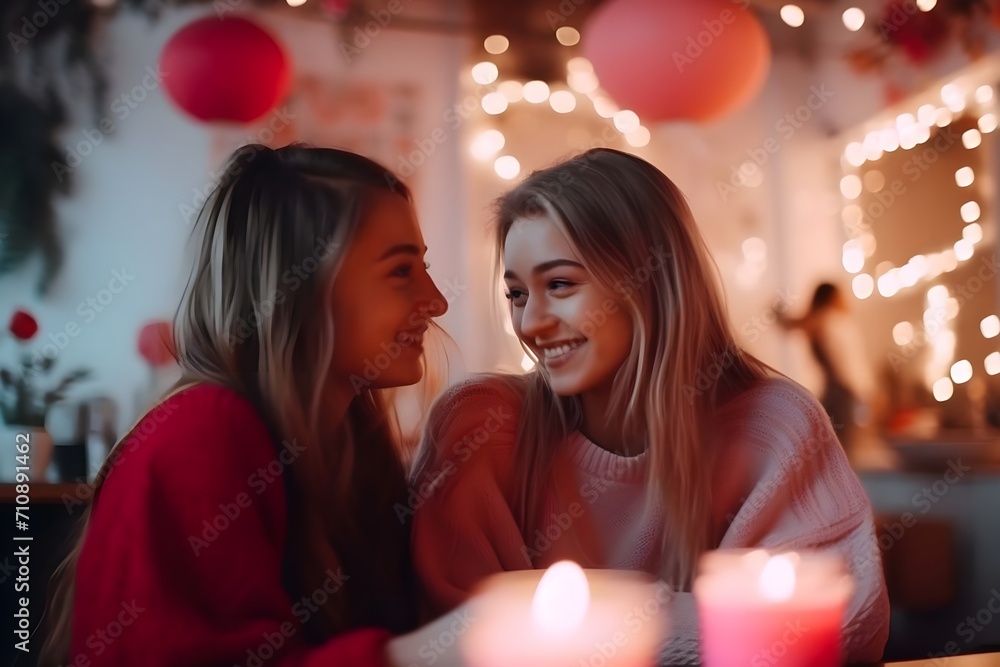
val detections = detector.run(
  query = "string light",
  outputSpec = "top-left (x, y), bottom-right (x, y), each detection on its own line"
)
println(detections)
top-left (981, 315), bottom-right (999, 339)
top-left (568, 70), bottom-right (600, 94)
top-left (986, 352), bottom-right (1000, 375)
top-left (955, 166), bottom-right (975, 187)
top-left (852, 274), bottom-right (874, 299)
top-left (469, 29), bottom-right (668, 186)
top-left (470, 130), bottom-right (506, 161)
top-left (494, 155), bottom-right (521, 180)
top-left (842, 8), bottom-right (865, 31)
top-left (893, 322), bottom-right (914, 346)
top-left (592, 96), bottom-right (618, 118)
top-left (843, 240), bottom-right (865, 273)
top-left (963, 128), bottom-right (982, 148)
top-left (549, 90), bottom-right (577, 113)
top-left (481, 92), bottom-right (508, 115)
top-left (613, 110), bottom-right (640, 133)
top-left (625, 126), bottom-right (651, 148)
top-left (881, 128), bottom-right (901, 152)
top-left (844, 142), bottom-right (866, 166)
top-left (963, 223), bottom-right (983, 244)
top-left (523, 81), bottom-right (550, 104)
top-left (780, 5), bottom-right (804, 27)
top-left (933, 377), bottom-right (954, 401)
top-left (472, 62), bottom-right (499, 85)
top-left (917, 104), bottom-right (937, 125)
top-left (841, 79), bottom-right (993, 297)
top-left (484, 35), bottom-right (509, 55)
top-left (863, 170), bottom-right (885, 192)
top-left (555, 27), bottom-right (580, 46)
top-left (839, 78), bottom-right (997, 398)
top-left (961, 201), bottom-right (981, 223)
top-left (951, 360), bottom-right (973, 384)
top-left (942, 84), bottom-right (966, 112)
top-left (840, 174), bottom-right (862, 199)
top-left (498, 80), bottom-right (524, 103)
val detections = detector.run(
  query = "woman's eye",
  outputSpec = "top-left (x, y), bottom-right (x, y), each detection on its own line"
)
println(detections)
top-left (548, 279), bottom-right (574, 291)
top-left (391, 264), bottom-right (413, 278)
top-left (504, 289), bottom-right (527, 305)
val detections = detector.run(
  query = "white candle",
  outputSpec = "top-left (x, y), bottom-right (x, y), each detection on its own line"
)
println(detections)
top-left (693, 549), bottom-right (854, 667)
top-left (463, 561), bottom-right (668, 667)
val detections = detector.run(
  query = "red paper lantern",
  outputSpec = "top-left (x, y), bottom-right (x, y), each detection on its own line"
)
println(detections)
top-left (582, 0), bottom-right (771, 123)
top-left (160, 15), bottom-right (290, 123)
top-left (138, 321), bottom-right (176, 368)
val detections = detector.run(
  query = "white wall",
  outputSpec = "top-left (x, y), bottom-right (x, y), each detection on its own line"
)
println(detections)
top-left (0, 3), bottom-right (470, 432)
top-left (9, 1), bottom-right (992, 435)
top-left (457, 48), bottom-right (850, 392)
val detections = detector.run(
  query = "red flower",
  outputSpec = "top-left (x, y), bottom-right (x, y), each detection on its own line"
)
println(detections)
top-left (881, 1), bottom-right (951, 64)
top-left (8, 310), bottom-right (39, 341)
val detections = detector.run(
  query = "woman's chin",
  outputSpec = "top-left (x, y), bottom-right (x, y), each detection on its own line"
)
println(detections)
top-left (373, 365), bottom-right (424, 390)
top-left (545, 375), bottom-right (586, 397)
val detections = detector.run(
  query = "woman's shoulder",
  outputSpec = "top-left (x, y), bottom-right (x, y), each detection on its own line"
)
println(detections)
top-left (716, 374), bottom-right (836, 454)
top-left (427, 373), bottom-right (526, 432)
top-left (720, 374), bottom-right (826, 422)
top-left (132, 382), bottom-right (265, 435)
top-left (417, 374), bottom-right (526, 476)
top-left (117, 382), bottom-right (276, 473)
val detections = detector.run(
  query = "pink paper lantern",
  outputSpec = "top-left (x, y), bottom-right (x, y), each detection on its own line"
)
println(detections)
top-left (138, 321), bottom-right (176, 368)
top-left (160, 15), bottom-right (290, 123)
top-left (582, 0), bottom-right (771, 123)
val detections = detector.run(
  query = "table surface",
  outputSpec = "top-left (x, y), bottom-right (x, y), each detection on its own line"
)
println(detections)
top-left (0, 482), bottom-right (83, 503)
top-left (880, 654), bottom-right (1000, 666)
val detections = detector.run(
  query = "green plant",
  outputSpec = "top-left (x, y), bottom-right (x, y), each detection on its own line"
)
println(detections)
top-left (0, 309), bottom-right (90, 427)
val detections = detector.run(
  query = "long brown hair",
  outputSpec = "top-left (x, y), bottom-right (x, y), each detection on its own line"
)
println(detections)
top-left (40, 144), bottom-right (429, 663)
top-left (494, 148), bottom-right (771, 589)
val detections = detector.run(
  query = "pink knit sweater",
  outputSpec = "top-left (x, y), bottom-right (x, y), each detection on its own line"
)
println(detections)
top-left (410, 375), bottom-right (890, 664)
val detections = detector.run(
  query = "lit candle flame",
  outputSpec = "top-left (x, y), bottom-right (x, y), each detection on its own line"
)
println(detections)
top-left (759, 555), bottom-right (797, 602)
top-left (531, 560), bottom-right (590, 635)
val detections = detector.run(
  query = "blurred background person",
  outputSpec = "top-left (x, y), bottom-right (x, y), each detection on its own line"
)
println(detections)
top-left (779, 282), bottom-right (877, 452)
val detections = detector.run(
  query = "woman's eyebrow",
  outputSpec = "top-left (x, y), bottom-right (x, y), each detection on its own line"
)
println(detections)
top-left (504, 259), bottom-right (585, 280)
top-left (378, 244), bottom-right (426, 261)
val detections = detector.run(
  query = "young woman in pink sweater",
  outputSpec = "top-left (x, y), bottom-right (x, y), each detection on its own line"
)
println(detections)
top-left (410, 148), bottom-right (890, 664)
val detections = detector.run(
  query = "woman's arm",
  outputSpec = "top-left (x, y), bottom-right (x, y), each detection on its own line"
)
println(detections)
top-left (71, 386), bottom-right (395, 666)
top-left (410, 379), bottom-right (531, 613)
top-left (711, 378), bottom-right (890, 663)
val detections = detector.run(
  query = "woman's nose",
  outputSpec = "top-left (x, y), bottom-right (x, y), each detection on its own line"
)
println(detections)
top-left (420, 273), bottom-right (449, 318)
top-left (518, 294), bottom-right (556, 338)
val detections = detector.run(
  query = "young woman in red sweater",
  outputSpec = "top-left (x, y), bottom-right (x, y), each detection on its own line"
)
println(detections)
top-left (41, 144), bottom-right (470, 667)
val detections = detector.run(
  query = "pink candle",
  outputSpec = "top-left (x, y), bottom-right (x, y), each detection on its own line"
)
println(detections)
top-left (693, 550), bottom-right (853, 667)
top-left (463, 561), bottom-right (668, 667)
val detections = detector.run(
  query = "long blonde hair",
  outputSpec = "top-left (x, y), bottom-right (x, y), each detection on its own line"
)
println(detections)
top-left (494, 148), bottom-right (771, 589)
top-left (40, 144), bottom-right (434, 663)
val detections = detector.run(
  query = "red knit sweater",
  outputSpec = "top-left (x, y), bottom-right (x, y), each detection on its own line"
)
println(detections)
top-left (70, 383), bottom-right (391, 666)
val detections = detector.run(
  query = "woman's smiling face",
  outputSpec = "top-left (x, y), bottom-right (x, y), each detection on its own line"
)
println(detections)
top-left (329, 193), bottom-right (448, 390)
top-left (503, 215), bottom-right (633, 398)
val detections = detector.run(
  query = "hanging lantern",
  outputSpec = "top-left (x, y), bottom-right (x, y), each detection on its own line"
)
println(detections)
top-left (583, 0), bottom-right (771, 123)
top-left (160, 15), bottom-right (291, 123)
top-left (138, 320), bottom-right (176, 367)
